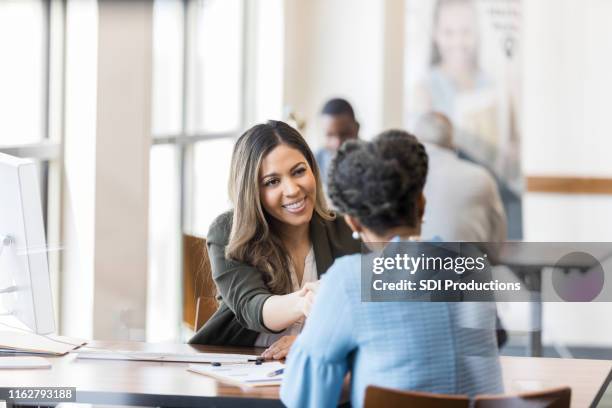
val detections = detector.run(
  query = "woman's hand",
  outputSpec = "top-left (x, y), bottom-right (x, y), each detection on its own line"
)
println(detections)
top-left (260, 281), bottom-right (320, 332)
top-left (300, 281), bottom-right (320, 317)
top-left (261, 335), bottom-right (297, 360)
top-left (301, 289), bottom-right (316, 317)
top-left (261, 287), bottom-right (309, 332)
top-left (303, 281), bottom-right (320, 295)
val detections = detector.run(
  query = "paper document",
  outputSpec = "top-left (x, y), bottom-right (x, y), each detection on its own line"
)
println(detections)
top-left (0, 331), bottom-right (86, 356)
top-left (0, 348), bottom-right (55, 356)
top-left (0, 356), bottom-right (51, 369)
top-left (188, 361), bottom-right (285, 387)
top-left (76, 350), bottom-right (259, 364)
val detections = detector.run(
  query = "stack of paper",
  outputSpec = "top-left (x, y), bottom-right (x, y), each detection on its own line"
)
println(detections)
top-left (0, 331), bottom-right (86, 356)
top-left (188, 361), bottom-right (285, 387)
top-left (0, 356), bottom-right (51, 369)
top-left (76, 350), bottom-right (259, 364)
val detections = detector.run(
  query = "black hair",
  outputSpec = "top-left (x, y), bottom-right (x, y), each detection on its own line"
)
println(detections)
top-left (320, 98), bottom-right (356, 120)
top-left (328, 130), bottom-right (428, 234)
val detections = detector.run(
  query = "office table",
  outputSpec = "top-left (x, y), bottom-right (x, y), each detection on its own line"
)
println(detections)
top-left (0, 341), bottom-right (610, 407)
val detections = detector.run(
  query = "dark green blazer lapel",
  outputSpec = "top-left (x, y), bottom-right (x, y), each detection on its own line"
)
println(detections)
top-left (191, 210), bottom-right (360, 346)
top-left (310, 214), bottom-right (334, 277)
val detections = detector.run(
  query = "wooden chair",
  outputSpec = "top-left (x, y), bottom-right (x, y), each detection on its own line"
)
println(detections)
top-left (182, 234), bottom-right (218, 332)
top-left (363, 386), bottom-right (571, 408)
top-left (194, 296), bottom-right (218, 332)
top-left (363, 386), bottom-right (470, 408)
top-left (474, 387), bottom-right (571, 408)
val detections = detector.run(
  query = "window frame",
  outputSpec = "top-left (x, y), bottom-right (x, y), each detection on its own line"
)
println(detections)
top-left (0, 0), bottom-right (64, 328)
top-left (151, 0), bottom-right (248, 230)
top-left (148, 0), bottom-right (249, 341)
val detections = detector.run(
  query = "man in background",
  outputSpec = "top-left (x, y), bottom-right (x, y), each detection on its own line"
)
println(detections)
top-left (416, 111), bottom-right (508, 348)
top-left (416, 112), bottom-right (507, 243)
top-left (315, 98), bottom-right (360, 186)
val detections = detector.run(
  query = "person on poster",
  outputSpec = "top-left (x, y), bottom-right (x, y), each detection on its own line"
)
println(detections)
top-left (411, 0), bottom-right (523, 238)
top-left (412, 0), bottom-right (499, 169)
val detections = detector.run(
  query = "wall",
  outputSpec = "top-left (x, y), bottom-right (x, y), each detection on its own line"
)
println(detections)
top-left (522, 0), bottom-right (612, 347)
top-left (283, 0), bottom-right (405, 146)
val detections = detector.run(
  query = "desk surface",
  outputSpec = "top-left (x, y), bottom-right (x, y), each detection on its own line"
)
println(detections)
top-left (0, 341), bottom-right (610, 407)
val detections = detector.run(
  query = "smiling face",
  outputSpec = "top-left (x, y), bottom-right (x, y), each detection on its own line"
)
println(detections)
top-left (434, 1), bottom-right (478, 71)
top-left (259, 144), bottom-right (317, 230)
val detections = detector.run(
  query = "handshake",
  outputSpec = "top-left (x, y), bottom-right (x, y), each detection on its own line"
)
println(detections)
top-left (297, 281), bottom-right (320, 317)
top-left (260, 280), bottom-right (321, 361)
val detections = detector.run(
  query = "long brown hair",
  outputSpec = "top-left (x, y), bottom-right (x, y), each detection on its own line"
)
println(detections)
top-left (227, 120), bottom-right (333, 294)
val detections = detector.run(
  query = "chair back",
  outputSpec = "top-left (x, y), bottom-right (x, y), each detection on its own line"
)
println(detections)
top-left (195, 296), bottom-right (218, 332)
top-left (182, 234), bottom-right (217, 331)
top-left (364, 386), bottom-right (470, 408)
top-left (474, 387), bottom-right (571, 408)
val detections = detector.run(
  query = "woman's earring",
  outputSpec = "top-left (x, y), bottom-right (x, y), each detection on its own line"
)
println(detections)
top-left (352, 231), bottom-right (360, 240)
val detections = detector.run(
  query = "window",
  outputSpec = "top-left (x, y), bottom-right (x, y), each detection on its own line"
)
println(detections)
top-left (148, 0), bottom-right (284, 342)
top-left (187, 0), bottom-right (243, 134)
top-left (152, 0), bottom-right (183, 136)
top-left (148, 0), bottom-right (246, 342)
top-left (1, 0), bottom-right (283, 340)
top-left (0, 0), bottom-right (63, 325)
top-left (0, 0), bottom-right (47, 146)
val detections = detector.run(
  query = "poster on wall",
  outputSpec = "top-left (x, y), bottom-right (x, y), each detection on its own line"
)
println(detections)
top-left (405, 0), bottom-right (522, 211)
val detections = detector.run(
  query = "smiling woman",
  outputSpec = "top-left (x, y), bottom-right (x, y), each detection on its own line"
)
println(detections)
top-left (260, 144), bottom-right (317, 230)
top-left (189, 121), bottom-right (360, 356)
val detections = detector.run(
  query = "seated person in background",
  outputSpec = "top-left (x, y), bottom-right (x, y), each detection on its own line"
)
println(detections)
top-left (189, 121), bottom-right (360, 359)
top-left (281, 130), bottom-right (503, 408)
top-left (314, 98), bottom-right (360, 186)
top-left (415, 112), bottom-right (508, 347)
top-left (415, 111), bottom-right (506, 243)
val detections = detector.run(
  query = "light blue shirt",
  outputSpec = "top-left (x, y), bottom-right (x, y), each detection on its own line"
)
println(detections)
top-left (314, 148), bottom-right (333, 189)
top-left (280, 248), bottom-right (503, 408)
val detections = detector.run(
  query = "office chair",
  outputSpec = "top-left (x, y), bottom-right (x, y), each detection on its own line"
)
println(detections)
top-left (474, 387), bottom-right (571, 408)
top-left (363, 386), bottom-right (571, 408)
top-left (182, 234), bottom-right (218, 331)
top-left (363, 386), bottom-right (470, 408)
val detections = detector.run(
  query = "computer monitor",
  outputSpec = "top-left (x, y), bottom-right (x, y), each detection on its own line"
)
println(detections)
top-left (0, 152), bottom-right (55, 335)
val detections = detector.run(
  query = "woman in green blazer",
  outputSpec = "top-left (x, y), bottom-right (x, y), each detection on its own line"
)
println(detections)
top-left (189, 121), bottom-right (360, 357)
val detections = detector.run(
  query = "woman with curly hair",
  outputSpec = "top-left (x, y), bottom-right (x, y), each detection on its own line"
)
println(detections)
top-left (281, 130), bottom-right (502, 408)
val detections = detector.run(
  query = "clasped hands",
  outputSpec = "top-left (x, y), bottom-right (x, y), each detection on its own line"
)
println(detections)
top-left (297, 280), bottom-right (320, 318)
top-left (261, 281), bottom-right (320, 360)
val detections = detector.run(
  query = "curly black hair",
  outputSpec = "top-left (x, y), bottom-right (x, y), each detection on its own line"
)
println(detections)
top-left (328, 129), bottom-right (428, 234)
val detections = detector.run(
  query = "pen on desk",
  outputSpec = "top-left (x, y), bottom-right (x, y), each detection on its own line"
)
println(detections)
top-left (211, 360), bottom-right (263, 367)
top-left (267, 368), bottom-right (284, 377)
